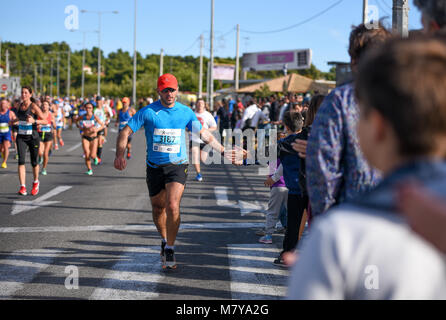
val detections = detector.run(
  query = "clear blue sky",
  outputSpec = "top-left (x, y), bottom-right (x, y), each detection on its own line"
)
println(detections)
top-left (1, 0), bottom-right (422, 72)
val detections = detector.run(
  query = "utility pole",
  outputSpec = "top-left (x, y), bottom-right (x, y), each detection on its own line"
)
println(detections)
top-left (5, 49), bottom-right (9, 75)
top-left (235, 24), bottom-right (240, 91)
top-left (363, 0), bottom-right (368, 24)
top-left (132, 0), bottom-right (137, 107)
top-left (81, 10), bottom-right (119, 96)
top-left (50, 58), bottom-right (53, 97)
top-left (77, 30), bottom-right (98, 99)
top-left (40, 58), bottom-right (51, 95)
top-left (34, 64), bottom-right (38, 93)
top-left (81, 33), bottom-right (86, 99)
top-left (67, 47), bottom-right (71, 97)
top-left (209, 0), bottom-right (215, 111)
top-left (160, 48), bottom-right (164, 76)
top-left (39, 62), bottom-right (43, 95)
top-left (198, 34), bottom-right (204, 98)
top-left (393, 0), bottom-right (409, 38)
top-left (206, 60), bottom-right (210, 106)
top-left (49, 51), bottom-right (62, 97)
top-left (56, 53), bottom-right (60, 97)
top-left (97, 13), bottom-right (102, 96)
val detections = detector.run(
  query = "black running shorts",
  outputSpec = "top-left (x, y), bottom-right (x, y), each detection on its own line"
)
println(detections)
top-left (146, 163), bottom-right (188, 197)
top-left (39, 131), bottom-right (53, 143)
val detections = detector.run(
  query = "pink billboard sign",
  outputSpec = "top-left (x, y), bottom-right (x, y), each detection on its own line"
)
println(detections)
top-left (257, 52), bottom-right (295, 65)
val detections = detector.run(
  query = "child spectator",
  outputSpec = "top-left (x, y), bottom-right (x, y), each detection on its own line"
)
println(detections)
top-left (257, 157), bottom-right (288, 244)
top-left (270, 111), bottom-right (308, 267)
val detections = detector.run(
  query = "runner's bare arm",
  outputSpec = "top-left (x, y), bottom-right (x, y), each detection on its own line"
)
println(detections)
top-left (32, 103), bottom-right (45, 120)
top-left (9, 110), bottom-right (17, 124)
top-left (114, 125), bottom-right (133, 170)
top-left (94, 115), bottom-right (106, 132)
top-left (200, 128), bottom-right (247, 164)
top-left (200, 128), bottom-right (225, 154)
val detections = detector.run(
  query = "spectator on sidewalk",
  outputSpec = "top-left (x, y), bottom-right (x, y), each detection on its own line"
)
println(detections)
top-left (288, 36), bottom-right (446, 300)
top-left (295, 23), bottom-right (391, 218)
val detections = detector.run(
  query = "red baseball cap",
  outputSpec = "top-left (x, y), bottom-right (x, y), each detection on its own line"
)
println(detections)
top-left (122, 97), bottom-right (130, 104)
top-left (157, 74), bottom-right (178, 91)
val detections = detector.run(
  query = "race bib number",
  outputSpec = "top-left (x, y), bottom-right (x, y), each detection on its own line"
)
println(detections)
top-left (18, 121), bottom-right (33, 135)
top-left (153, 128), bottom-right (181, 154)
top-left (82, 120), bottom-right (95, 129)
top-left (40, 124), bottom-right (52, 132)
top-left (0, 122), bottom-right (9, 133)
top-left (119, 121), bottom-right (128, 130)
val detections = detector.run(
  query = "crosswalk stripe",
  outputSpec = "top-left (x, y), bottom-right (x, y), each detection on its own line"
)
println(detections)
top-left (89, 246), bottom-right (163, 300)
top-left (0, 244), bottom-right (290, 300)
top-left (0, 249), bottom-right (62, 298)
top-left (0, 222), bottom-right (264, 234)
top-left (227, 244), bottom-right (289, 300)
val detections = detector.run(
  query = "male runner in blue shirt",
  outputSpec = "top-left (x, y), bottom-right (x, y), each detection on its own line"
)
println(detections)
top-left (114, 74), bottom-right (245, 269)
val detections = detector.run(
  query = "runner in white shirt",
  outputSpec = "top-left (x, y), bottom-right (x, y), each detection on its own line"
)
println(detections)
top-left (62, 99), bottom-right (73, 129)
top-left (191, 97), bottom-right (217, 182)
top-left (250, 105), bottom-right (269, 128)
top-left (240, 98), bottom-right (258, 130)
top-left (53, 101), bottom-right (64, 150)
top-left (94, 96), bottom-right (106, 164)
top-left (102, 98), bottom-right (113, 141)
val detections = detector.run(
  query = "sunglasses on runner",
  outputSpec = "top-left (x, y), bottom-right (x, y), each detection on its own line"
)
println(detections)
top-left (161, 88), bottom-right (176, 94)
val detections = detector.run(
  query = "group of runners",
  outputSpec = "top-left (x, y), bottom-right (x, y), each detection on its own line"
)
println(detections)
top-left (0, 87), bottom-right (137, 195)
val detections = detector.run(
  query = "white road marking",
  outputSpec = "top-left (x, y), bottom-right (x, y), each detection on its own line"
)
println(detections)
top-left (258, 166), bottom-right (270, 176)
top-left (0, 249), bottom-right (62, 298)
top-left (89, 246), bottom-right (163, 300)
top-left (215, 186), bottom-right (266, 216)
top-left (11, 186), bottom-right (72, 215)
top-left (0, 222), bottom-right (264, 234)
top-left (110, 128), bottom-right (118, 133)
top-left (228, 244), bottom-right (289, 300)
top-left (67, 142), bottom-right (82, 152)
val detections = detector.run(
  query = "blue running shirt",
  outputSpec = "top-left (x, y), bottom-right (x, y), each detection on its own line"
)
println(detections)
top-left (127, 100), bottom-right (202, 167)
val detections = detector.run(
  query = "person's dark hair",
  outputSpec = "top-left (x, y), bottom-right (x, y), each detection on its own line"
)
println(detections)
top-left (355, 36), bottom-right (446, 157)
top-left (305, 94), bottom-right (326, 126)
top-left (283, 111), bottom-right (303, 133)
top-left (348, 22), bottom-right (392, 67)
top-left (414, 0), bottom-right (446, 28)
top-left (289, 102), bottom-right (301, 112)
top-left (22, 86), bottom-right (33, 94)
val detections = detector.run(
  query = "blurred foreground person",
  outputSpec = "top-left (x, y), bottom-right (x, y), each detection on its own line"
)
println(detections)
top-left (287, 37), bottom-right (446, 300)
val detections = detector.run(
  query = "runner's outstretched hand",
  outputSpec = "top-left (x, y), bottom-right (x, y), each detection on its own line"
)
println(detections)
top-left (114, 156), bottom-right (127, 171)
top-left (223, 145), bottom-right (248, 166)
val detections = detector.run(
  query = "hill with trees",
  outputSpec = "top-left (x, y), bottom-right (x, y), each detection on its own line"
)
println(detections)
top-left (1, 41), bottom-right (335, 98)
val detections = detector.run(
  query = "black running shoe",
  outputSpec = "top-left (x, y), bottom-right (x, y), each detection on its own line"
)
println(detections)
top-left (163, 248), bottom-right (177, 269)
top-left (273, 252), bottom-right (289, 268)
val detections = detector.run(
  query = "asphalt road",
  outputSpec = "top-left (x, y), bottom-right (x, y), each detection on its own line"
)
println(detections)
top-left (0, 123), bottom-right (290, 300)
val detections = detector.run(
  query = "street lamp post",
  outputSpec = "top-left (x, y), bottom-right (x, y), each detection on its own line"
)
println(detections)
top-left (73, 30), bottom-right (98, 99)
top-left (50, 58), bottom-right (53, 97)
top-left (81, 9), bottom-right (119, 96)
top-left (67, 47), bottom-right (71, 97)
top-left (209, 0), bottom-right (215, 111)
top-left (56, 53), bottom-right (60, 97)
top-left (132, 0), bottom-right (137, 107)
